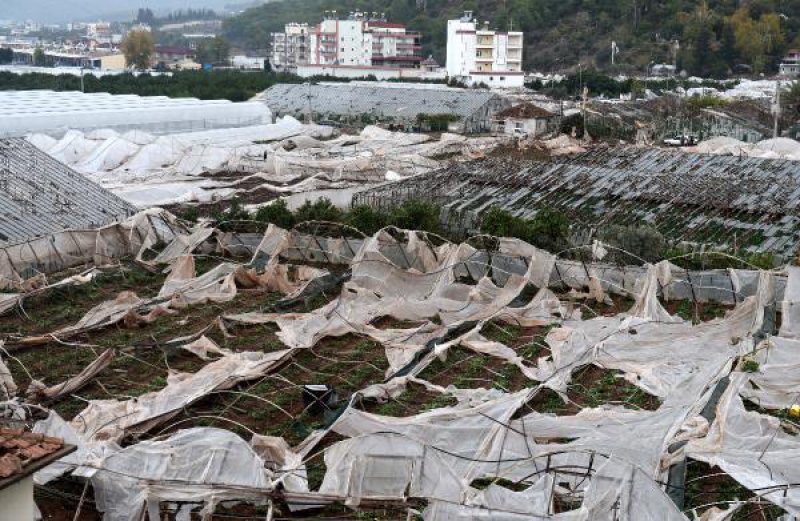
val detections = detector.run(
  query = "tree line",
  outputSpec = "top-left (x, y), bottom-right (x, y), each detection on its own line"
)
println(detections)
top-left (0, 70), bottom-right (301, 102)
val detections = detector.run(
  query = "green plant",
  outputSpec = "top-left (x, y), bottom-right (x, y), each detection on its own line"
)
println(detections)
top-left (345, 205), bottom-right (388, 235)
top-left (254, 199), bottom-right (296, 229)
top-left (389, 200), bottom-right (441, 234)
top-left (599, 225), bottom-right (666, 265)
top-left (480, 206), bottom-right (570, 254)
top-left (295, 197), bottom-right (343, 223)
top-left (741, 357), bottom-right (760, 373)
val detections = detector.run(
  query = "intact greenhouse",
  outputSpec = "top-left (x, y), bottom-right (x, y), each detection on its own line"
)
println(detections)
top-left (0, 90), bottom-right (272, 137)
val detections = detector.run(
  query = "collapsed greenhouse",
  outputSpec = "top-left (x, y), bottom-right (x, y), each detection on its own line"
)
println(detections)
top-left (27, 120), bottom-right (506, 207)
top-left (355, 146), bottom-right (800, 260)
top-left (0, 206), bottom-right (799, 520)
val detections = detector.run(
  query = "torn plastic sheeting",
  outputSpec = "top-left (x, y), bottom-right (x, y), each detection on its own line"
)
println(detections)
top-left (739, 336), bottom-right (800, 410)
top-left (77, 427), bottom-right (272, 521)
top-left (28, 348), bottom-right (115, 401)
top-left (423, 474), bottom-right (554, 520)
top-left (70, 349), bottom-right (291, 442)
top-left (0, 208), bottom-right (185, 291)
top-left (779, 265), bottom-right (800, 338)
top-left (54, 291), bottom-right (171, 338)
top-left (326, 390), bottom-right (531, 499)
top-left (685, 372), bottom-right (800, 516)
top-left (158, 256), bottom-right (239, 307)
top-left (250, 434), bottom-right (310, 498)
top-left (320, 432), bottom-right (468, 505)
top-left (149, 226), bottom-right (215, 265)
top-left (177, 335), bottom-right (232, 361)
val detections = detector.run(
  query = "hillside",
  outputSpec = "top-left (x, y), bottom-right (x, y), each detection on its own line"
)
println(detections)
top-left (224, 0), bottom-right (800, 76)
top-left (3, 0), bottom-right (239, 24)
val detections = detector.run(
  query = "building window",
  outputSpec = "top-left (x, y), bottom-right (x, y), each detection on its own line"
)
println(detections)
top-left (489, 77), bottom-right (493, 80)
top-left (500, 76), bottom-right (505, 80)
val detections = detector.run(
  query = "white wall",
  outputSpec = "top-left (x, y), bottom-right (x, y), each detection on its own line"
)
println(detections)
top-left (0, 477), bottom-right (35, 521)
top-left (296, 64), bottom-right (447, 81)
top-left (446, 19), bottom-right (475, 78)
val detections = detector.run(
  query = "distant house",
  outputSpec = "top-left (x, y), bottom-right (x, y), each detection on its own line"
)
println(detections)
top-left (0, 427), bottom-right (74, 521)
top-left (779, 49), bottom-right (800, 76)
top-left (494, 103), bottom-right (557, 137)
top-left (420, 55), bottom-right (440, 73)
top-left (650, 64), bottom-right (675, 77)
top-left (153, 46), bottom-right (195, 69)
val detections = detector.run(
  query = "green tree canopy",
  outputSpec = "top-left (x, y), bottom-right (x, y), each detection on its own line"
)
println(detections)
top-left (121, 30), bottom-right (156, 71)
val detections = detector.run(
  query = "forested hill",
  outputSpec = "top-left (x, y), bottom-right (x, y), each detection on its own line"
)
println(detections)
top-left (224, 0), bottom-right (800, 76)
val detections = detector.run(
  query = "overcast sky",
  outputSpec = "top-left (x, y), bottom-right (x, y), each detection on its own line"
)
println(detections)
top-left (4, 0), bottom-right (241, 24)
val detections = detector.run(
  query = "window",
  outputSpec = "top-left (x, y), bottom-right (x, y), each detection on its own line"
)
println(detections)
top-left (341, 48), bottom-right (345, 52)
top-left (500, 76), bottom-right (505, 80)
top-left (489, 76), bottom-right (493, 80)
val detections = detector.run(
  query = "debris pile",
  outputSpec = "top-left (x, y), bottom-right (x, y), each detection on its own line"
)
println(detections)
top-left (0, 211), bottom-right (797, 520)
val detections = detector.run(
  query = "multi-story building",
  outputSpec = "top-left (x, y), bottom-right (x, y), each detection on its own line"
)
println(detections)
top-left (270, 13), bottom-right (421, 77)
top-left (779, 49), bottom-right (800, 77)
top-left (446, 11), bottom-right (524, 88)
top-left (270, 23), bottom-right (309, 73)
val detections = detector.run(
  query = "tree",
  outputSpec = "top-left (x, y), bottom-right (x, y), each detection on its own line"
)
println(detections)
top-left (136, 8), bottom-right (156, 26)
top-left (0, 48), bottom-right (13, 65)
top-left (195, 36), bottom-right (231, 65)
top-left (121, 30), bottom-right (155, 70)
top-left (33, 47), bottom-right (46, 66)
top-left (729, 6), bottom-right (784, 73)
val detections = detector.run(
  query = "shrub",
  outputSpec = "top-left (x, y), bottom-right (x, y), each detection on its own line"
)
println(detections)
top-left (345, 205), bottom-right (388, 236)
top-left (480, 207), bottom-right (570, 254)
top-left (388, 200), bottom-right (441, 234)
top-left (294, 197), bottom-right (343, 223)
top-left (598, 225), bottom-right (666, 265)
top-left (211, 198), bottom-right (252, 225)
top-left (687, 95), bottom-right (728, 109)
top-left (181, 206), bottom-right (199, 223)
top-left (254, 199), bottom-right (295, 229)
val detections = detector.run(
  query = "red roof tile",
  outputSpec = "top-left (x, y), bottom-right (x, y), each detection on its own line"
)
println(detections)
top-left (0, 427), bottom-right (68, 481)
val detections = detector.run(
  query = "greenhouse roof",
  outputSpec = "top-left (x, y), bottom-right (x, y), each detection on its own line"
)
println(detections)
top-left (354, 146), bottom-right (800, 258)
top-left (0, 138), bottom-right (137, 246)
top-left (0, 90), bottom-right (271, 137)
top-left (261, 83), bottom-right (501, 121)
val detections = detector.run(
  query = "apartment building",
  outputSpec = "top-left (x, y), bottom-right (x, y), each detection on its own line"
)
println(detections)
top-left (779, 49), bottom-right (800, 77)
top-left (446, 11), bottom-right (524, 88)
top-left (270, 23), bottom-right (310, 73)
top-left (270, 13), bottom-right (421, 77)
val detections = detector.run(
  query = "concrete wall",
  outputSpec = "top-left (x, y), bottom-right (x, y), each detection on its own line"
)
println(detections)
top-left (503, 117), bottom-right (551, 136)
top-left (0, 477), bottom-right (35, 521)
top-left (296, 64), bottom-right (445, 81)
top-left (100, 54), bottom-right (126, 71)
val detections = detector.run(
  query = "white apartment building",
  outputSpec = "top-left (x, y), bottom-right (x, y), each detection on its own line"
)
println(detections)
top-left (270, 23), bottom-right (310, 73)
top-left (446, 11), bottom-right (524, 88)
top-left (270, 13), bottom-right (421, 76)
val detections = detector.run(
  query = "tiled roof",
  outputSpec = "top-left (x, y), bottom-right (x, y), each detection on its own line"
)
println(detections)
top-left (496, 103), bottom-right (555, 119)
top-left (0, 427), bottom-right (74, 487)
